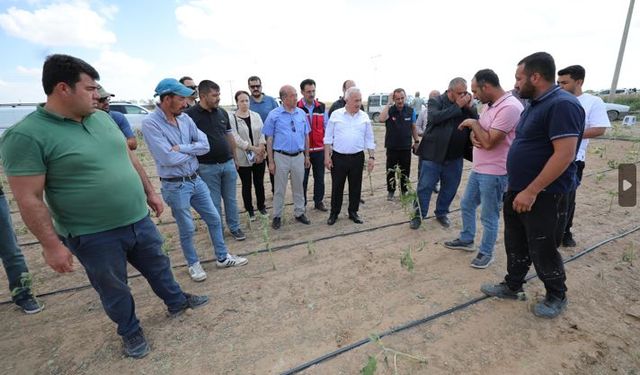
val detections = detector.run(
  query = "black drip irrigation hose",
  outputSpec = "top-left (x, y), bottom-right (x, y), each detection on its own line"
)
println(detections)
top-left (279, 224), bottom-right (640, 374)
top-left (0, 208), bottom-right (459, 306)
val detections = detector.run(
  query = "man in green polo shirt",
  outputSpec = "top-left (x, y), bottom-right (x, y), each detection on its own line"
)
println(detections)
top-left (0, 54), bottom-right (208, 359)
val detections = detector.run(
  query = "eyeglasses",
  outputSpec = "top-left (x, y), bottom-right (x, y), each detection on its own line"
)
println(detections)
top-left (290, 120), bottom-right (296, 132)
top-left (98, 97), bottom-right (110, 103)
top-left (249, 85), bottom-right (261, 89)
top-left (187, 86), bottom-right (197, 90)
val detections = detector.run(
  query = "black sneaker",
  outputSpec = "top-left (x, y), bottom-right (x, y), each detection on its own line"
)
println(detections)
top-left (230, 228), bottom-right (246, 241)
top-left (123, 328), bottom-right (150, 359)
top-left (295, 214), bottom-right (311, 225)
top-left (259, 208), bottom-right (268, 216)
top-left (387, 192), bottom-right (394, 201)
top-left (168, 293), bottom-right (209, 318)
top-left (480, 282), bottom-right (525, 300)
top-left (272, 217), bottom-right (281, 229)
top-left (561, 233), bottom-right (576, 247)
top-left (533, 295), bottom-right (568, 318)
top-left (15, 295), bottom-right (44, 314)
top-left (444, 238), bottom-right (475, 252)
top-left (409, 216), bottom-right (422, 230)
top-left (435, 215), bottom-right (451, 228)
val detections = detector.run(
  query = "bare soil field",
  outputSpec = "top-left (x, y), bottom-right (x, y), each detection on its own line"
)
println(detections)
top-left (1, 123), bottom-right (639, 375)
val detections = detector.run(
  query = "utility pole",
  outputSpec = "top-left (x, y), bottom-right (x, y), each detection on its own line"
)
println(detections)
top-left (609, 0), bottom-right (635, 102)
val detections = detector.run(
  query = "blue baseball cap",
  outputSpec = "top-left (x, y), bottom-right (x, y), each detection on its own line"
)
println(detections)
top-left (154, 78), bottom-right (196, 97)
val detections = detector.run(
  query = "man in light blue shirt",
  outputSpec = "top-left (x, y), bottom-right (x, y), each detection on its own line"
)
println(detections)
top-left (262, 85), bottom-right (311, 229)
top-left (142, 78), bottom-right (247, 283)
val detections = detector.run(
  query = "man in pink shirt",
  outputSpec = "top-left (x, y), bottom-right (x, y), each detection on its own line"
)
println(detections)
top-left (444, 69), bottom-right (524, 268)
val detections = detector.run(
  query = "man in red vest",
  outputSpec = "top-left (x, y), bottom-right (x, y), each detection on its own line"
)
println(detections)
top-left (298, 78), bottom-right (329, 212)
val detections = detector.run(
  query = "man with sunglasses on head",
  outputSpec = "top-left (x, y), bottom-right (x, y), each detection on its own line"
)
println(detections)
top-left (248, 76), bottom-right (280, 195)
top-left (96, 85), bottom-right (137, 150)
top-left (179, 76), bottom-right (198, 108)
top-left (262, 85), bottom-right (311, 229)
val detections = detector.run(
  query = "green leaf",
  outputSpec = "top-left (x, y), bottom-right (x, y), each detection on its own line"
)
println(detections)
top-left (361, 356), bottom-right (377, 375)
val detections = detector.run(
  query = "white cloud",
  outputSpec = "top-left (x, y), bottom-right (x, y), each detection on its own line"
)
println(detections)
top-left (0, 0), bottom-right (116, 48)
top-left (16, 65), bottom-right (41, 78)
top-left (92, 49), bottom-right (155, 101)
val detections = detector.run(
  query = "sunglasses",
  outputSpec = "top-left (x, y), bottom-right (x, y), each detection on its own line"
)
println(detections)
top-left (290, 120), bottom-right (296, 132)
top-left (98, 97), bottom-right (110, 103)
top-left (187, 86), bottom-right (197, 90)
top-left (249, 85), bottom-right (261, 89)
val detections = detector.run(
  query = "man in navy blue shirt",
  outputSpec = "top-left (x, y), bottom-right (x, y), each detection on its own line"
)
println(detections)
top-left (481, 52), bottom-right (584, 319)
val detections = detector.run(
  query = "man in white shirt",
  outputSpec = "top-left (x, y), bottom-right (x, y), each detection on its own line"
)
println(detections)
top-left (557, 65), bottom-right (611, 247)
top-left (324, 87), bottom-right (376, 225)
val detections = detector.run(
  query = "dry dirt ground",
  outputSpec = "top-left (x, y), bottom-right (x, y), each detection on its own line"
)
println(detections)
top-left (1, 123), bottom-right (639, 375)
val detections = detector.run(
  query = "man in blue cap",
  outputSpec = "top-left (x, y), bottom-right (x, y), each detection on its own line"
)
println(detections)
top-left (142, 78), bottom-right (248, 283)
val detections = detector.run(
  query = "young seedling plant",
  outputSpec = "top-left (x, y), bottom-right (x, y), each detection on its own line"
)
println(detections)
top-left (259, 213), bottom-right (277, 270)
top-left (11, 272), bottom-right (41, 307)
top-left (360, 334), bottom-right (428, 375)
top-left (390, 164), bottom-right (423, 221)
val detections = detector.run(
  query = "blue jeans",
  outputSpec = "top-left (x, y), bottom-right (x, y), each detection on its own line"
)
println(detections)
top-left (161, 177), bottom-right (229, 265)
top-left (459, 171), bottom-right (507, 256)
top-left (63, 216), bottom-right (187, 337)
top-left (198, 160), bottom-right (240, 232)
top-left (416, 158), bottom-right (463, 218)
top-left (0, 194), bottom-right (32, 302)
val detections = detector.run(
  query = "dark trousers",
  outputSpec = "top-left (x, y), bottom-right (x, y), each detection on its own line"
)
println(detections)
top-left (238, 161), bottom-right (266, 214)
top-left (503, 191), bottom-right (568, 299)
top-left (266, 155), bottom-right (275, 194)
top-left (303, 151), bottom-right (325, 205)
top-left (63, 216), bottom-right (186, 338)
top-left (386, 149), bottom-right (411, 193)
top-left (563, 160), bottom-right (585, 236)
top-left (330, 151), bottom-right (364, 215)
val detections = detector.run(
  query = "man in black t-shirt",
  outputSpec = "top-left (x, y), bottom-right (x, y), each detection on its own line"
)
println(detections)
top-left (379, 88), bottom-right (420, 201)
top-left (184, 80), bottom-right (246, 241)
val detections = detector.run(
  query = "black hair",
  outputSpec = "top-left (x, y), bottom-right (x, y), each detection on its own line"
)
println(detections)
top-left (179, 76), bottom-right (193, 84)
top-left (557, 65), bottom-right (585, 81)
top-left (473, 69), bottom-right (501, 88)
top-left (198, 80), bottom-right (220, 96)
top-left (518, 52), bottom-right (555, 82)
top-left (235, 90), bottom-right (250, 102)
top-left (300, 78), bottom-right (316, 92)
top-left (248, 76), bottom-right (261, 85)
top-left (42, 54), bottom-right (99, 95)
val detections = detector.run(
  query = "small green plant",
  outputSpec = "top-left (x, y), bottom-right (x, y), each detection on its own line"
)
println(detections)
top-left (622, 246), bottom-right (636, 265)
top-left (246, 212), bottom-right (253, 231)
top-left (607, 159), bottom-right (619, 170)
top-left (361, 334), bottom-right (428, 374)
top-left (14, 225), bottom-right (29, 236)
top-left (592, 145), bottom-right (607, 159)
top-left (390, 164), bottom-right (422, 220)
top-left (11, 272), bottom-right (40, 306)
top-left (607, 190), bottom-right (618, 212)
top-left (259, 213), bottom-right (276, 270)
top-left (400, 246), bottom-right (414, 272)
top-left (594, 172), bottom-right (605, 184)
top-left (368, 170), bottom-right (375, 196)
top-left (307, 239), bottom-right (315, 255)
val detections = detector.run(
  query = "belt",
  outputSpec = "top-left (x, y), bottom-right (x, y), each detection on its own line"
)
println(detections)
top-left (160, 173), bottom-right (199, 182)
top-left (274, 150), bottom-right (302, 157)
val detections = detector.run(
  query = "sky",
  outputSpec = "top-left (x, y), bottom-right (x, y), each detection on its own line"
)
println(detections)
top-left (0, 0), bottom-right (638, 105)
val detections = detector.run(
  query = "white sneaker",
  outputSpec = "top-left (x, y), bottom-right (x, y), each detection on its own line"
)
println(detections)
top-left (216, 254), bottom-right (248, 268)
top-left (188, 262), bottom-right (207, 281)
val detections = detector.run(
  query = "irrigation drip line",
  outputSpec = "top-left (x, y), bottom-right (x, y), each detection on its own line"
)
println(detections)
top-left (279, 223), bottom-right (640, 374)
top-left (0, 208), bottom-right (458, 306)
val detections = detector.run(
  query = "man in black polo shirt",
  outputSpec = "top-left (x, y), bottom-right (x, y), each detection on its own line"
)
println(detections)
top-left (185, 80), bottom-right (245, 241)
top-left (379, 88), bottom-right (420, 201)
top-left (481, 52), bottom-right (584, 319)
top-left (411, 78), bottom-right (478, 229)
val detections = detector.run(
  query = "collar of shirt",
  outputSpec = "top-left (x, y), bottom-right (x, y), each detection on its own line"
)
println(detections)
top-left (531, 85), bottom-right (561, 106)
top-left (488, 92), bottom-right (514, 108)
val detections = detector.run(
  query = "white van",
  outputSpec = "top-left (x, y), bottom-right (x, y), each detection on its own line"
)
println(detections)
top-left (367, 93), bottom-right (415, 122)
top-left (0, 104), bottom-right (38, 137)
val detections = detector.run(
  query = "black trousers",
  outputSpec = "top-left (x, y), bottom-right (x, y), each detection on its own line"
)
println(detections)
top-left (562, 160), bottom-right (585, 236)
top-left (303, 151), bottom-right (325, 205)
top-left (386, 149), bottom-right (411, 193)
top-left (237, 162), bottom-right (266, 214)
top-left (330, 151), bottom-right (364, 215)
top-left (503, 191), bottom-right (568, 299)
